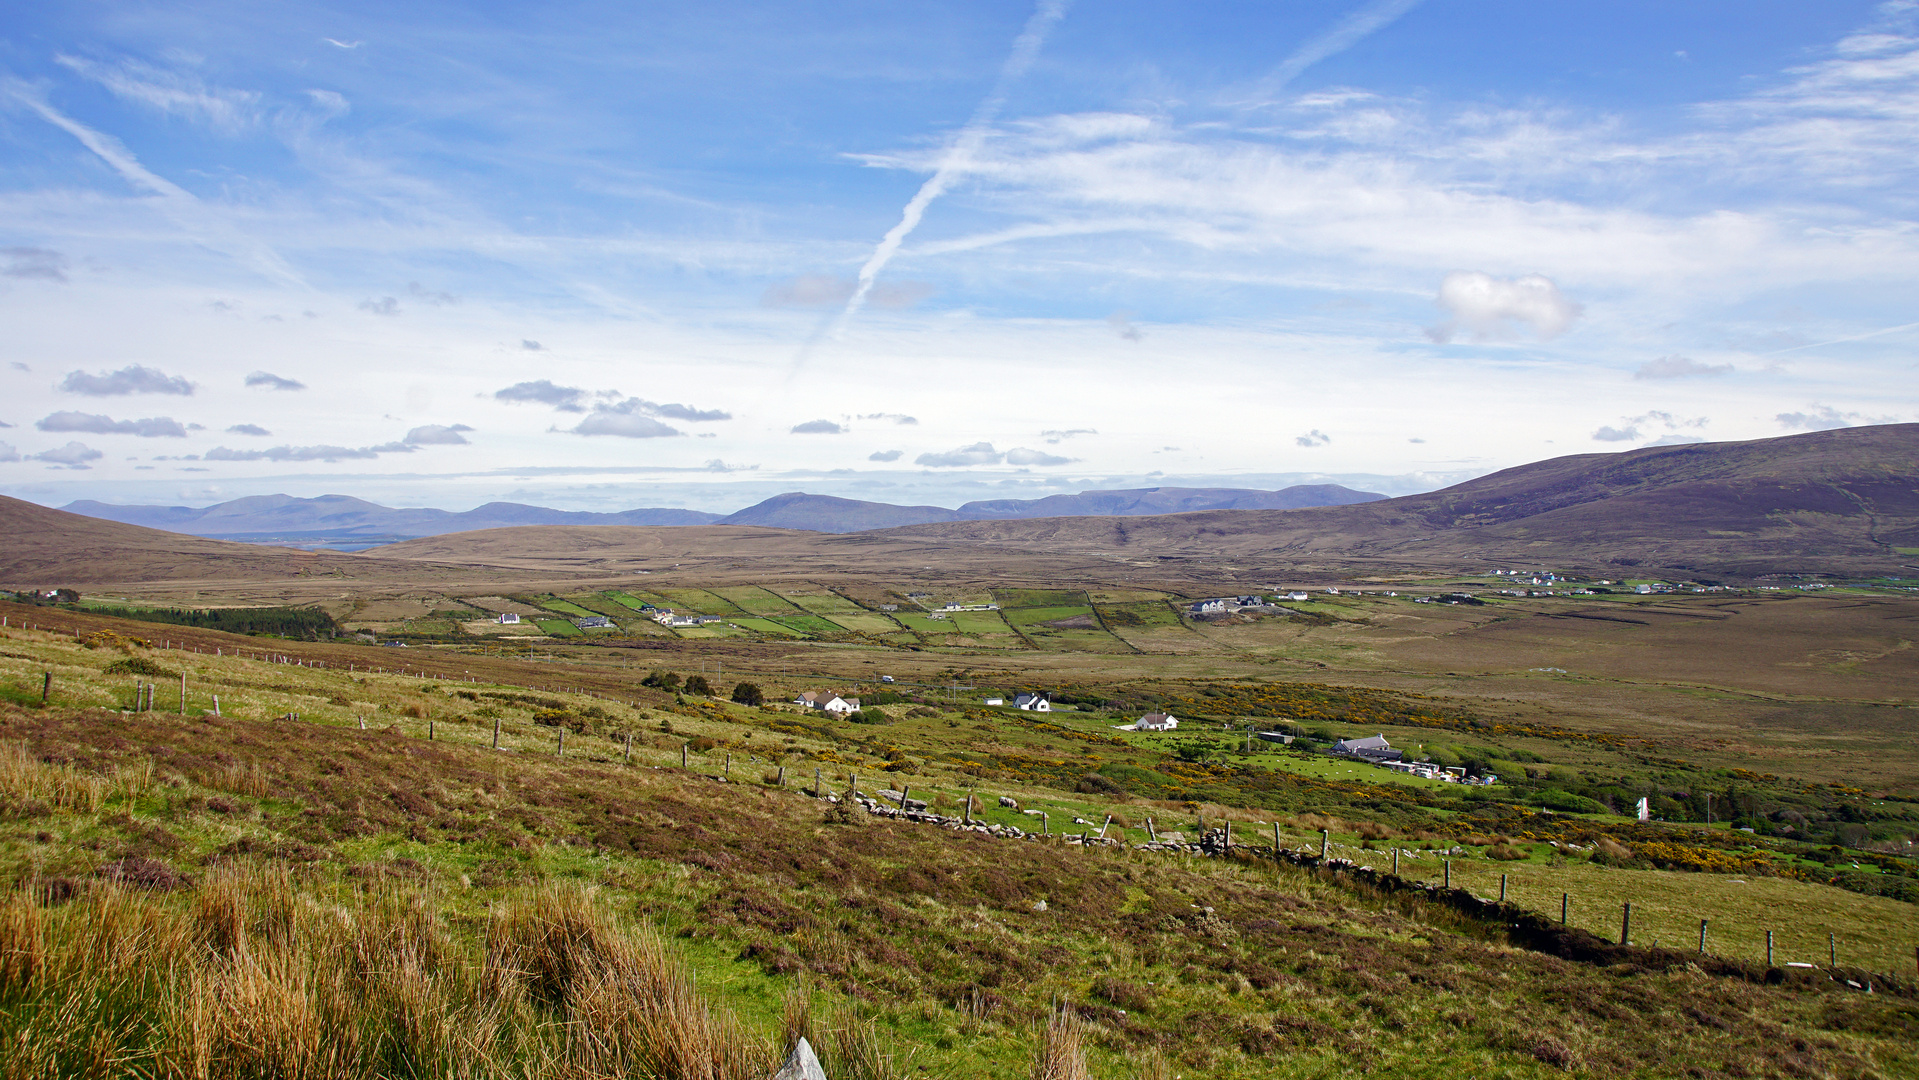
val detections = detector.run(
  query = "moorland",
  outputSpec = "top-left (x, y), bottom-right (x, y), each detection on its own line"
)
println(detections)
top-left (0, 425), bottom-right (1915, 1078)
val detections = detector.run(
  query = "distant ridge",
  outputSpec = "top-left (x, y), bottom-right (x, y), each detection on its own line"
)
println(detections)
top-left (63, 484), bottom-right (1387, 543)
top-left (875, 424), bottom-right (1919, 578)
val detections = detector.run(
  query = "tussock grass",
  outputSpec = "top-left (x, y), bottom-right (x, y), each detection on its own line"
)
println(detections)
top-left (0, 870), bottom-right (777, 1079)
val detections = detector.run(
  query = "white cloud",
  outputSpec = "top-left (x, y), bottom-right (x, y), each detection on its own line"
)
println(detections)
top-left (1005, 446), bottom-right (1072, 466)
top-left (245, 371), bottom-right (307, 391)
top-left (226, 424), bottom-right (271, 436)
top-left (569, 406), bottom-right (682, 438)
top-left (359, 296), bottom-right (400, 316)
top-left (1296, 430), bottom-right (1332, 447)
top-left (916, 442), bottom-right (1003, 467)
top-left (868, 449), bottom-right (904, 462)
top-left (0, 442), bottom-right (17, 462)
top-left (496, 380), bottom-right (588, 411)
top-left (1774, 404), bottom-right (1895, 430)
top-left (35, 412), bottom-right (187, 437)
top-left (55, 54), bottom-right (260, 134)
top-left (1426, 272), bottom-right (1581, 343)
top-left (1, 247), bottom-right (67, 282)
top-left (761, 275), bottom-right (933, 309)
top-left (1593, 411), bottom-right (1710, 442)
top-left (404, 423), bottom-right (474, 445)
top-left (1634, 356), bottom-right (1733, 380)
top-left (790, 419), bottom-right (843, 434)
top-left (57, 365), bottom-right (195, 396)
top-left (204, 442), bottom-right (415, 462)
top-left (32, 441), bottom-right (103, 467)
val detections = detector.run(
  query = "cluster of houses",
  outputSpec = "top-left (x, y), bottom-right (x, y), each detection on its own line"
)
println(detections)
top-left (1330, 734), bottom-right (1497, 785)
top-left (1187, 593), bottom-right (1311, 615)
top-left (979, 693), bottom-right (1052, 711)
top-left (634, 605), bottom-right (723, 628)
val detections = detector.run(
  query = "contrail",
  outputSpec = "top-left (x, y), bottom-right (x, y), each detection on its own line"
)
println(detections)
top-left (1761, 320), bottom-right (1919, 357)
top-left (1250, 0), bottom-right (1425, 99)
top-left (828, 0), bottom-right (1072, 342)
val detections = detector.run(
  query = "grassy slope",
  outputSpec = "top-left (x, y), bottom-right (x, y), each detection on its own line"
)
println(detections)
top-left (0, 616), bottom-right (1914, 1076)
top-left (4, 697), bottom-right (1915, 1079)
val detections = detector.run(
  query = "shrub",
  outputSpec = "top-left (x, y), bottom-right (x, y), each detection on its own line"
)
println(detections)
top-left (1487, 843), bottom-right (1527, 861)
top-left (730, 682), bottom-right (764, 706)
top-left (683, 675), bottom-right (714, 697)
top-left (641, 671), bottom-right (681, 691)
top-left (103, 657), bottom-right (177, 679)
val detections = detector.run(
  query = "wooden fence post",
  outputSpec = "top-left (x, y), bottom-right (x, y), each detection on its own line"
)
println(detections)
top-left (814, 767), bottom-right (822, 796)
top-left (41, 671), bottom-right (50, 706)
top-left (682, 744), bottom-right (688, 769)
top-left (624, 732), bottom-right (632, 765)
top-left (777, 766), bottom-right (785, 788)
top-left (1699, 919), bottom-right (1708, 954)
top-left (1320, 829), bottom-right (1330, 860)
top-left (1620, 902), bottom-right (1632, 947)
top-left (964, 786), bottom-right (975, 824)
top-left (1223, 819), bottom-right (1230, 849)
top-left (1272, 822), bottom-right (1279, 853)
top-left (1499, 874), bottom-right (1507, 903)
top-left (1766, 930), bottom-right (1774, 967)
top-left (1393, 848), bottom-right (1400, 876)
top-left (493, 716), bottom-right (502, 750)
top-left (1148, 817), bottom-right (1158, 843)
top-left (429, 719), bottom-right (435, 741)
top-left (897, 784), bottom-right (908, 808)
top-left (1444, 860), bottom-right (1451, 889)
top-left (1829, 931), bottom-right (1835, 968)
top-left (1562, 893), bottom-right (1569, 926)
top-left (557, 729), bottom-right (565, 758)
top-left (179, 673), bottom-right (186, 715)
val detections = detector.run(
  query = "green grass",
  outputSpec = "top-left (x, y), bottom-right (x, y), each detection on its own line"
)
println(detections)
top-left (536, 598), bottom-right (599, 619)
top-left (992, 589), bottom-right (1090, 609)
top-left (655, 588), bottom-right (748, 615)
top-left (535, 619), bottom-right (582, 637)
top-left (0, 612), bottom-right (1915, 1079)
top-left (1002, 605), bottom-right (1097, 628)
top-left (946, 610), bottom-right (1013, 635)
top-left (727, 617), bottom-right (808, 637)
top-left (707, 585), bottom-right (805, 615)
top-left (767, 613), bottom-right (851, 637)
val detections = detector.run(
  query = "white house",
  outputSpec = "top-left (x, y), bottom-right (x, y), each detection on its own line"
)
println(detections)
top-left (1134, 712), bottom-right (1178, 731)
top-left (497, 613), bottom-right (521, 624)
top-left (575, 616), bottom-right (612, 629)
top-left (981, 697), bottom-right (1005, 706)
top-left (1013, 693), bottom-right (1051, 712)
top-left (796, 690), bottom-right (861, 714)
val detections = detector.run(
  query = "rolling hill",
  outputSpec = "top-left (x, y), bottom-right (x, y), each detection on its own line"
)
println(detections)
top-left (60, 484), bottom-right (1385, 542)
top-left (876, 424), bottom-right (1919, 578)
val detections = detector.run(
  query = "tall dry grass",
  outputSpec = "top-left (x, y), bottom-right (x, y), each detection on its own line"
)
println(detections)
top-left (0, 742), bottom-right (151, 814)
top-left (0, 869), bottom-right (781, 1080)
top-left (1032, 1010), bottom-right (1089, 1080)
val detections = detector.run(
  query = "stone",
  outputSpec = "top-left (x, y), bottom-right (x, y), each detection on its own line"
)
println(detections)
top-left (772, 1037), bottom-right (828, 1080)
top-left (1031, 900), bottom-right (1048, 913)
top-left (878, 789), bottom-right (905, 803)
top-left (999, 796), bottom-right (1019, 808)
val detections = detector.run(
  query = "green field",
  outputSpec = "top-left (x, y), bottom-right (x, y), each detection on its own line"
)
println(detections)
top-left (767, 613), bottom-right (850, 637)
top-left (727, 616), bottom-right (808, 637)
top-left (946, 609), bottom-right (1013, 634)
top-left (768, 586), bottom-right (866, 615)
top-left (1003, 604), bottom-right (1099, 628)
top-left (992, 588), bottom-right (1091, 608)
top-left (1096, 600), bottom-right (1184, 627)
top-left (818, 612), bottom-right (904, 634)
top-left (534, 618), bottom-right (581, 637)
top-left (653, 588), bottom-right (744, 615)
top-left (707, 585), bottom-right (805, 615)
top-left (535, 597), bottom-right (599, 618)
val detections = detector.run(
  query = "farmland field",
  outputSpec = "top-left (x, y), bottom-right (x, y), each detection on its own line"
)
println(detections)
top-left (707, 585), bottom-right (804, 615)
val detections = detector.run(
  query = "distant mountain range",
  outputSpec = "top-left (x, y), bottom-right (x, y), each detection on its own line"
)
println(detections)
top-left (60, 484), bottom-right (1387, 544)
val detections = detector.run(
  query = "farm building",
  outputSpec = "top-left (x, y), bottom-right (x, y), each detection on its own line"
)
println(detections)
top-left (1013, 693), bottom-right (1051, 712)
top-left (795, 691), bottom-right (861, 714)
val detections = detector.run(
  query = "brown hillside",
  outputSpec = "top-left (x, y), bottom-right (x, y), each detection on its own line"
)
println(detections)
top-left (0, 495), bottom-right (503, 590)
top-left (876, 424), bottom-right (1919, 578)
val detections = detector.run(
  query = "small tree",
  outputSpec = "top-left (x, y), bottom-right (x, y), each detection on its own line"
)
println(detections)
top-left (641, 670), bottom-right (681, 691)
top-left (683, 674), bottom-right (713, 696)
top-left (731, 681), bottom-right (765, 706)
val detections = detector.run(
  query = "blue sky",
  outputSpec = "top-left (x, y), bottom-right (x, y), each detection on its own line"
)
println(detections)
top-left (1, 0), bottom-right (1914, 513)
